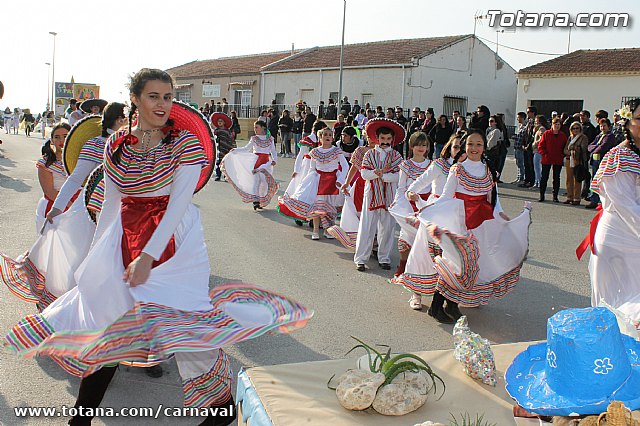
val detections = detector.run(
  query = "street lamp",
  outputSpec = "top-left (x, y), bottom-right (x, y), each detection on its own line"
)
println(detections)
top-left (337, 0), bottom-right (346, 112)
top-left (45, 62), bottom-right (51, 111)
top-left (49, 31), bottom-right (57, 117)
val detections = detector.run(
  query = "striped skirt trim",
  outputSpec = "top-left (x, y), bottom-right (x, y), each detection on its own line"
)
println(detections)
top-left (0, 253), bottom-right (55, 312)
top-left (325, 226), bottom-right (356, 251)
top-left (397, 239), bottom-right (412, 253)
top-left (223, 166), bottom-right (279, 207)
top-left (183, 349), bottom-right (232, 408)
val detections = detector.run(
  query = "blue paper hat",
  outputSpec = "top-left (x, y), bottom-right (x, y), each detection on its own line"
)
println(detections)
top-left (506, 307), bottom-right (640, 416)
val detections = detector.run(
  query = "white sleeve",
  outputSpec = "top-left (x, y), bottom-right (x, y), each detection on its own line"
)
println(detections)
top-left (360, 168), bottom-right (378, 181)
top-left (236, 140), bottom-right (254, 152)
top-left (397, 169), bottom-right (409, 193)
top-left (493, 186), bottom-right (504, 214)
top-left (336, 154), bottom-right (350, 186)
top-left (406, 165), bottom-right (435, 197)
top-left (602, 173), bottom-right (640, 239)
top-left (487, 129), bottom-right (500, 150)
top-left (294, 146), bottom-right (309, 173)
top-left (434, 169), bottom-right (458, 203)
top-left (52, 160), bottom-right (97, 210)
top-left (382, 170), bottom-right (399, 183)
top-left (270, 139), bottom-right (278, 164)
top-left (93, 174), bottom-right (122, 244)
top-left (142, 166), bottom-right (200, 260)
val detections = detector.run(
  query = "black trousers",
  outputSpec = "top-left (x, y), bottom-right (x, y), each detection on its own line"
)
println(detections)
top-left (69, 366), bottom-right (118, 425)
top-left (540, 164), bottom-right (562, 199)
top-left (523, 149), bottom-right (535, 184)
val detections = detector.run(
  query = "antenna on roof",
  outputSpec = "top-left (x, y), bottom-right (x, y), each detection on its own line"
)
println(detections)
top-left (291, 43), bottom-right (294, 55)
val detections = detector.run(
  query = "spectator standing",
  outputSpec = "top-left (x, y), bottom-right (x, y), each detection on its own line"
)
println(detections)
top-left (421, 108), bottom-right (436, 158)
top-left (257, 109), bottom-right (268, 124)
top-left (341, 96), bottom-right (351, 115)
top-left (519, 106), bottom-right (537, 188)
top-left (485, 115), bottom-right (504, 173)
top-left (326, 99), bottom-right (337, 120)
top-left (395, 106), bottom-right (409, 156)
top-left (230, 110), bottom-right (241, 138)
top-left (267, 109), bottom-right (279, 146)
top-left (221, 98), bottom-right (229, 114)
top-left (292, 111), bottom-right (304, 155)
top-left (333, 113), bottom-right (347, 143)
top-left (355, 108), bottom-right (366, 129)
top-left (455, 115), bottom-right (468, 134)
top-left (537, 117), bottom-right (567, 202)
top-left (579, 109), bottom-right (599, 200)
top-left (585, 118), bottom-right (617, 209)
top-left (408, 107), bottom-right (423, 136)
top-left (451, 110), bottom-right (461, 131)
top-left (471, 105), bottom-right (490, 133)
top-left (532, 115), bottom-right (549, 188)
top-left (353, 100), bottom-right (361, 115)
top-left (318, 101), bottom-right (325, 119)
top-left (278, 109), bottom-right (294, 157)
top-left (612, 110), bottom-right (626, 145)
top-left (428, 114), bottom-right (453, 159)
top-left (496, 113), bottom-right (510, 180)
top-left (302, 106), bottom-right (316, 137)
top-left (512, 112), bottom-right (527, 184)
top-left (563, 121), bottom-right (589, 205)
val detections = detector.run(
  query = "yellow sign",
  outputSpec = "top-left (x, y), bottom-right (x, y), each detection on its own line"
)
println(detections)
top-left (73, 84), bottom-right (100, 101)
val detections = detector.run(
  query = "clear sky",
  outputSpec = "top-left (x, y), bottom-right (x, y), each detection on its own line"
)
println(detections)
top-left (1, 0), bottom-right (637, 113)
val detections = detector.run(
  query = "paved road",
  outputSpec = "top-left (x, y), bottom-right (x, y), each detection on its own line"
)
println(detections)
top-left (0, 132), bottom-right (595, 425)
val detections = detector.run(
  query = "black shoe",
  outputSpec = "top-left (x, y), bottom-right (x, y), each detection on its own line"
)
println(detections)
top-left (294, 220), bottom-right (304, 227)
top-left (198, 395), bottom-right (236, 426)
top-left (253, 202), bottom-right (260, 211)
top-left (214, 176), bottom-right (221, 181)
top-left (553, 197), bottom-right (559, 203)
top-left (145, 364), bottom-right (163, 378)
top-left (427, 306), bottom-right (454, 324)
top-left (585, 202), bottom-right (598, 209)
top-left (518, 183), bottom-right (532, 188)
top-left (538, 197), bottom-right (545, 202)
top-left (378, 263), bottom-right (391, 270)
top-left (356, 264), bottom-right (366, 272)
top-left (444, 303), bottom-right (463, 321)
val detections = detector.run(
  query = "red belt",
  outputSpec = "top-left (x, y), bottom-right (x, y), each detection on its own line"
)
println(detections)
top-left (121, 196), bottom-right (176, 269)
top-left (44, 190), bottom-right (81, 216)
top-left (317, 169), bottom-right (339, 195)
top-left (409, 192), bottom-right (431, 212)
top-left (576, 204), bottom-right (602, 260)
top-left (254, 153), bottom-right (270, 169)
top-left (352, 171), bottom-right (365, 213)
top-left (455, 192), bottom-right (494, 230)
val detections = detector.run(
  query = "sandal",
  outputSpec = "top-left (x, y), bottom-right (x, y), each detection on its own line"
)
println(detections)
top-left (409, 294), bottom-right (422, 310)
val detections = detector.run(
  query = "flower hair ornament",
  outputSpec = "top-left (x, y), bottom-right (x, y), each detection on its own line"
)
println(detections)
top-left (618, 105), bottom-right (633, 120)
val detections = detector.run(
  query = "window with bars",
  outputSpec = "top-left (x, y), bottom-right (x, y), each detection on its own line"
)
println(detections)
top-left (621, 96), bottom-right (640, 107)
top-left (442, 95), bottom-right (467, 118)
top-left (177, 91), bottom-right (191, 103)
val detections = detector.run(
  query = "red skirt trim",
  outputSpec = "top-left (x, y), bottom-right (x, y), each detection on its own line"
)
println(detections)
top-left (121, 196), bottom-right (176, 269)
top-left (410, 192), bottom-right (431, 212)
top-left (455, 192), bottom-right (494, 230)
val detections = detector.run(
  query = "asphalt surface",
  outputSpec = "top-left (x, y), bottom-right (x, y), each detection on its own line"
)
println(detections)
top-left (0, 132), bottom-right (595, 425)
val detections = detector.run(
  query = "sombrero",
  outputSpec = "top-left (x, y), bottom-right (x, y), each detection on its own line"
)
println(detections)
top-left (0, 81), bottom-right (4, 99)
top-left (80, 98), bottom-right (108, 113)
top-left (505, 307), bottom-right (640, 416)
top-left (84, 165), bottom-right (104, 223)
top-left (210, 112), bottom-right (232, 129)
top-left (63, 114), bottom-right (102, 174)
top-left (169, 101), bottom-right (215, 193)
top-left (364, 118), bottom-right (406, 146)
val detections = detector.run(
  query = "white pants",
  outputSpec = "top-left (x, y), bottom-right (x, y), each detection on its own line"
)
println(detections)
top-left (354, 208), bottom-right (396, 265)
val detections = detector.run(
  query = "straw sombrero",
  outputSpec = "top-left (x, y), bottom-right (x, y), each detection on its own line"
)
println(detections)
top-left (364, 118), bottom-right (406, 146)
top-left (210, 112), bottom-right (232, 129)
top-left (84, 165), bottom-right (104, 223)
top-left (63, 114), bottom-right (102, 174)
top-left (80, 98), bottom-right (108, 114)
top-left (169, 101), bottom-right (215, 193)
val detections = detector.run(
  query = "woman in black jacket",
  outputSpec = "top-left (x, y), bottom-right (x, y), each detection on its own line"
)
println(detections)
top-left (278, 110), bottom-right (294, 157)
top-left (428, 114), bottom-right (453, 158)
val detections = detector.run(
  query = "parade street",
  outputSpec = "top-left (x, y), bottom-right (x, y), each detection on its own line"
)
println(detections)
top-left (0, 132), bottom-right (594, 425)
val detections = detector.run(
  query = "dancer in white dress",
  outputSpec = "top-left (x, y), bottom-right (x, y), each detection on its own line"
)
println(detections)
top-left (4, 69), bottom-right (312, 426)
top-left (222, 120), bottom-right (279, 210)
top-left (278, 127), bottom-right (349, 239)
top-left (579, 98), bottom-right (640, 322)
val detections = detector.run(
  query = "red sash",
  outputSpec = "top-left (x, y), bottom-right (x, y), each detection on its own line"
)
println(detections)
top-left (455, 192), bottom-right (494, 230)
top-left (352, 172), bottom-right (365, 213)
top-left (317, 170), bottom-right (339, 195)
top-left (254, 153), bottom-right (270, 169)
top-left (121, 196), bottom-right (176, 269)
top-left (409, 193), bottom-right (431, 212)
top-left (44, 190), bottom-right (81, 216)
top-left (576, 204), bottom-right (603, 260)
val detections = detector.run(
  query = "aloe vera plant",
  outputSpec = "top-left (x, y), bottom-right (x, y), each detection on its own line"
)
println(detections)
top-left (448, 412), bottom-right (496, 426)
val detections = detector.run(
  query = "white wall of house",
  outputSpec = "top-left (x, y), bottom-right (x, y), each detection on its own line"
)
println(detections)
top-left (407, 37), bottom-right (517, 124)
top-left (516, 74), bottom-right (640, 119)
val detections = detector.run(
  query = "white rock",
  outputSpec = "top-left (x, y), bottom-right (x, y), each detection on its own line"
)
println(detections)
top-left (414, 422), bottom-right (445, 426)
top-left (372, 370), bottom-right (430, 416)
top-left (335, 369), bottom-right (385, 411)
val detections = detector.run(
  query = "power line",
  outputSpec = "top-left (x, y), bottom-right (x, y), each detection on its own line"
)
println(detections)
top-left (476, 35), bottom-right (564, 56)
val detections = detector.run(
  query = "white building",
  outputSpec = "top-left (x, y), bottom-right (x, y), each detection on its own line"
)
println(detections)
top-left (260, 35), bottom-right (517, 122)
top-left (516, 48), bottom-right (640, 120)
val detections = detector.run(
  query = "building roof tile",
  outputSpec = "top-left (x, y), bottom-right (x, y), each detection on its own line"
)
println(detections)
top-left (167, 51), bottom-right (296, 79)
top-left (518, 48), bottom-right (640, 76)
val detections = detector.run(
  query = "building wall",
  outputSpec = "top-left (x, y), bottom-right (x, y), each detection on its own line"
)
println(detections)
top-left (174, 74), bottom-right (261, 108)
top-left (516, 74), bottom-right (640, 119)
top-left (261, 37), bottom-right (517, 123)
top-left (407, 37), bottom-right (517, 124)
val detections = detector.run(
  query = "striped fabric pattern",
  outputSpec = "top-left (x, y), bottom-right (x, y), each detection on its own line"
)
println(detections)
top-left (309, 146), bottom-right (343, 164)
top-left (87, 178), bottom-right (105, 214)
top-left (591, 145), bottom-right (640, 195)
top-left (251, 135), bottom-right (275, 149)
top-left (105, 131), bottom-right (207, 195)
top-left (183, 349), bottom-right (232, 408)
top-left (362, 149), bottom-right (403, 210)
top-left (432, 157), bottom-right (451, 175)
top-left (452, 163), bottom-right (493, 193)
top-left (221, 165), bottom-right (279, 207)
top-left (428, 241), bottom-right (443, 260)
top-left (36, 158), bottom-right (67, 178)
top-left (350, 146), bottom-right (369, 169)
top-left (399, 159), bottom-right (430, 181)
top-left (325, 225), bottom-right (356, 250)
top-left (77, 136), bottom-right (106, 164)
top-left (299, 135), bottom-right (318, 149)
top-left (397, 238), bottom-right (412, 253)
top-left (0, 254), bottom-right (56, 312)
top-left (4, 283), bottom-right (313, 377)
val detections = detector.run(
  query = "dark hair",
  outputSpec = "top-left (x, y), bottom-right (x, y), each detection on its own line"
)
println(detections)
top-left (595, 109), bottom-right (608, 119)
top-left (535, 114), bottom-right (549, 130)
top-left (254, 120), bottom-right (268, 130)
top-left (581, 110), bottom-right (591, 118)
top-left (69, 99), bottom-right (77, 105)
top-left (517, 111), bottom-right (527, 119)
top-left (461, 128), bottom-right (499, 207)
top-left (111, 68), bottom-right (174, 165)
top-left (598, 117), bottom-right (611, 128)
top-left (376, 126), bottom-right (395, 138)
top-left (409, 131), bottom-right (429, 150)
top-left (623, 98), bottom-right (640, 157)
top-left (527, 106), bottom-right (537, 115)
top-left (441, 132), bottom-right (462, 159)
top-left (44, 122), bottom-right (71, 167)
top-left (101, 102), bottom-right (126, 137)
top-left (341, 126), bottom-right (357, 138)
top-left (312, 120), bottom-right (327, 133)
